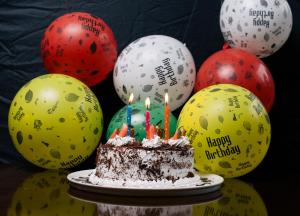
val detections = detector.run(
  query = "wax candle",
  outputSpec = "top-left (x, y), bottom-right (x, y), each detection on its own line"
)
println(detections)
top-left (149, 124), bottom-right (155, 139)
top-left (156, 125), bottom-right (162, 137)
top-left (119, 124), bottom-right (128, 137)
top-left (127, 93), bottom-right (134, 136)
top-left (164, 93), bottom-right (170, 140)
top-left (110, 128), bottom-right (119, 139)
top-left (145, 97), bottom-right (151, 139)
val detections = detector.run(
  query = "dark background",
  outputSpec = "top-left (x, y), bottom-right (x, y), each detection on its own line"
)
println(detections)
top-left (1, 0), bottom-right (299, 178)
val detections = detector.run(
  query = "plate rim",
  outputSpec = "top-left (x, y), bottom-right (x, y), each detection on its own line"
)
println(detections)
top-left (67, 169), bottom-right (224, 197)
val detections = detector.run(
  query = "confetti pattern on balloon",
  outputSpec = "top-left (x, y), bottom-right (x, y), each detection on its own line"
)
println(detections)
top-left (113, 35), bottom-right (196, 111)
top-left (220, 0), bottom-right (293, 58)
top-left (193, 179), bottom-right (267, 215)
top-left (106, 102), bottom-right (177, 141)
top-left (195, 48), bottom-right (275, 111)
top-left (41, 12), bottom-right (117, 86)
top-left (177, 84), bottom-right (271, 178)
top-left (7, 171), bottom-right (96, 216)
top-left (8, 74), bottom-right (103, 169)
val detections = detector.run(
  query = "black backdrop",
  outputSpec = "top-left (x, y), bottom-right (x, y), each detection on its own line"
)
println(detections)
top-left (1, 0), bottom-right (300, 178)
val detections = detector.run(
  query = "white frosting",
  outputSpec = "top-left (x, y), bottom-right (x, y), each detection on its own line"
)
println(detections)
top-left (141, 135), bottom-right (164, 148)
top-left (89, 169), bottom-right (201, 188)
top-left (107, 135), bottom-right (135, 146)
top-left (168, 136), bottom-right (190, 147)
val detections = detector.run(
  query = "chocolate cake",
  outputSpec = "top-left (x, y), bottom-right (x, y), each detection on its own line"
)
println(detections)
top-left (89, 134), bottom-right (200, 187)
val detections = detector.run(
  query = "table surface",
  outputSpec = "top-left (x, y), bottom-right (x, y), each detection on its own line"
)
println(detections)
top-left (0, 164), bottom-right (299, 216)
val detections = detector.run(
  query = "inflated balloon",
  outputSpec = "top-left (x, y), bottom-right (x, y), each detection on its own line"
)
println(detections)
top-left (193, 179), bottom-right (267, 215)
top-left (113, 35), bottom-right (196, 111)
top-left (195, 48), bottom-right (275, 111)
top-left (41, 12), bottom-right (117, 86)
top-left (177, 84), bottom-right (271, 178)
top-left (8, 74), bottom-right (103, 169)
top-left (220, 0), bottom-right (293, 58)
top-left (106, 102), bottom-right (177, 141)
top-left (7, 171), bottom-right (96, 216)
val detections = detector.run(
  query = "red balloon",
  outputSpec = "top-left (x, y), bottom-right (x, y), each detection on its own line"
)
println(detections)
top-left (195, 48), bottom-right (275, 112)
top-left (41, 12), bottom-right (117, 86)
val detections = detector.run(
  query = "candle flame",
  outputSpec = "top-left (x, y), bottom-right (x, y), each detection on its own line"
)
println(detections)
top-left (129, 93), bottom-right (134, 104)
top-left (145, 97), bottom-right (150, 109)
top-left (165, 93), bottom-right (169, 105)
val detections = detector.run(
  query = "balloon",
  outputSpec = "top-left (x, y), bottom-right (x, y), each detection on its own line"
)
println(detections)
top-left (220, 0), bottom-right (293, 58)
top-left (8, 74), bottom-right (103, 169)
top-left (113, 35), bottom-right (196, 111)
top-left (193, 179), bottom-right (267, 215)
top-left (41, 12), bottom-right (117, 86)
top-left (106, 102), bottom-right (177, 141)
top-left (195, 48), bottom-right (275, 112)
top-left (7, 170), bottom-right (96, 215)
top-left (177, 84), bottom-right (271, 178)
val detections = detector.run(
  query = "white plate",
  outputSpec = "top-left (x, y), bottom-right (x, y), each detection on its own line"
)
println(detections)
top-left (67, 169), bottom-right (224, 197)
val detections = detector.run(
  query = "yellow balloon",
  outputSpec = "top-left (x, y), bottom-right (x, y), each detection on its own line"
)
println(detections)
top-left (7, 170), bottom-right (96, 216)
top-left (193, 179), bottom-right (268, 215)
top-left (177, 84), bottom-right (271, 178)
top-left (8, 74), bottom-right (103, 169)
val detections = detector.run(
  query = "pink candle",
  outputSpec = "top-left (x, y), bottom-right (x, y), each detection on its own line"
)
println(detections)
top-left (164, 93), bottom-right (170, 140)
top-left (145, 97), bottom-right (150, 139)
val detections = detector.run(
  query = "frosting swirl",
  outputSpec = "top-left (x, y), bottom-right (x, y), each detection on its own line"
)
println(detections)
top-left (167, 136), bottom-right (190, 147)
top-left (107, 135), bottom-right (135, 146)
top-left (142, 135), bottom-right (164, 148)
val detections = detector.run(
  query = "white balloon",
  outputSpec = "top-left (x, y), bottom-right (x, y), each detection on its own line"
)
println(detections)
top-left (113, 35), bottom-right (196, 111)
top-left (220, 0), bottom-right (293, 58)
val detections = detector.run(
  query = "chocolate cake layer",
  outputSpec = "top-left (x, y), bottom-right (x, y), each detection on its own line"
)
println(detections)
top-left (95, 143), bottom-right (194, 182)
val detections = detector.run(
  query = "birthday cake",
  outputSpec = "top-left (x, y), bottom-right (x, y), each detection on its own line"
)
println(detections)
top-left (89, 125), bottom-right (200, 187)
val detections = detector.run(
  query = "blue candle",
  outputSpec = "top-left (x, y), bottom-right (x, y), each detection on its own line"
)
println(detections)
top-left (127, 93), bottom-right (134, 136)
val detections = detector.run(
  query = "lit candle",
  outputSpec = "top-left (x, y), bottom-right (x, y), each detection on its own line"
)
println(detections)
top-left (164, 93), bottom-right (170, 140)
top-left (127, 93), bottom-right (134, 136)
top-left (145, 97), bottom-right (151, 139)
